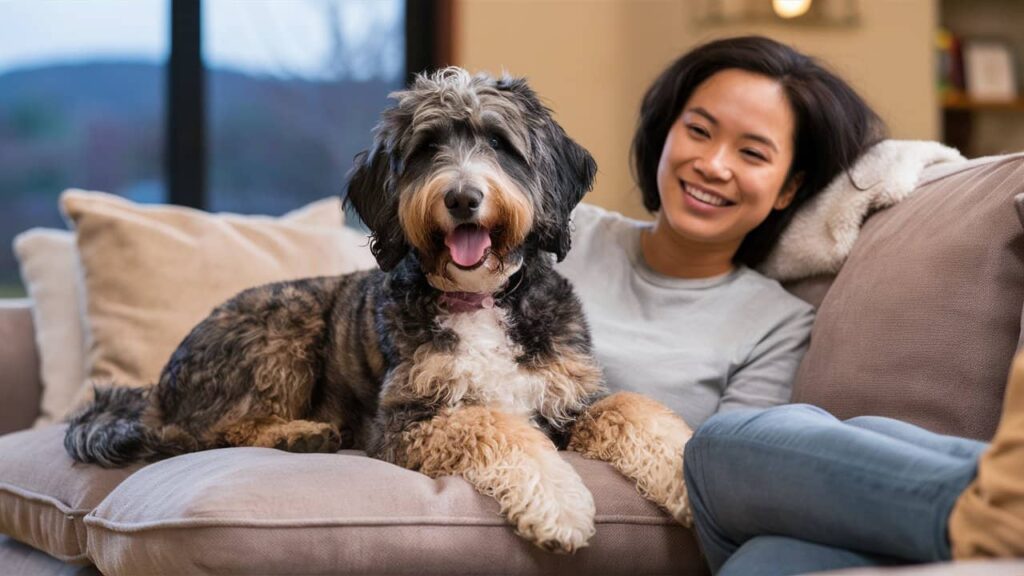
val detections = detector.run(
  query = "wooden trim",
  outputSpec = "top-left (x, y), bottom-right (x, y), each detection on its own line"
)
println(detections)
top-left (434, 0), bottom-right (455, 68)
top-left (406, 0), bottom-right (451, 82)
top-left (942, 92), bottom-right (1024, 111)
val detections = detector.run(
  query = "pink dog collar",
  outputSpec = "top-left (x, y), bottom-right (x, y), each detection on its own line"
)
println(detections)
top-left (439, 291), bottom-right (496, 313)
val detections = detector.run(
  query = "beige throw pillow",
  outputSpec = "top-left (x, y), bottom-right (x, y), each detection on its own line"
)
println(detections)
top-left (13, 229), bottom-right (87, 427)
top-left (60, 190), bottom-right (375, 407)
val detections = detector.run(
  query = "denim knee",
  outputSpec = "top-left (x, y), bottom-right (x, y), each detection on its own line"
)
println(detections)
top-left (693, 404), bottom-right (830, 441)
top-left (685, 405), bottom-right (837, 489)
top-left (691, 408), bottom-right (762, 442)
top-left (685, 404), bottom-right (836, 494)
top-left (844, 415), bottom-right (891, 427)
top-left (685, 408), bottom-right (780, 499)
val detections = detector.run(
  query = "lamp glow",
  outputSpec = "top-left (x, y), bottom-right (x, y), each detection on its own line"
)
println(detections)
top-left (772, 0), bottom-right (813, 19)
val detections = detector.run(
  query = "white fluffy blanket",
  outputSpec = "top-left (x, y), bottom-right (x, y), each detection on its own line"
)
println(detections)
top-left (759, 140), bottom-right (965, 281)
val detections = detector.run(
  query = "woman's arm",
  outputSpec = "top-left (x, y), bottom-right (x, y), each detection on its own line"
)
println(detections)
top-left (718, 304), bottom-right (814, 412)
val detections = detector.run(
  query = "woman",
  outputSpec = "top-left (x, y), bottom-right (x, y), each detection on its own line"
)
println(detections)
top-left (556, 36), bottom-right (885, 429)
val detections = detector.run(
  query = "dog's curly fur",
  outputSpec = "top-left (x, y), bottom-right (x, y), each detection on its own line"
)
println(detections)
top-left (64, 68), bottom-right (693, 553)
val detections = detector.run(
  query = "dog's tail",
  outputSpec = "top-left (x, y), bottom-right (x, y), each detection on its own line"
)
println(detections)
top-left (64, 385), bottom-right (191, 467)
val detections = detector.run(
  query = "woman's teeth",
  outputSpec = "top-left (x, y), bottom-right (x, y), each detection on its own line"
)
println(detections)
top-left (684, 182), bottom-right (730, 207)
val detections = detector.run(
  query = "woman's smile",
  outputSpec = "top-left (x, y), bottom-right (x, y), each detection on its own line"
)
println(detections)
top-left (680, 179), bottom-right (735, 209)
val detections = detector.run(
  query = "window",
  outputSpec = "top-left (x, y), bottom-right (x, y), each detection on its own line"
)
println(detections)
top-left (203, 0), bottom-right (404, 214)
top-left (0, 0), bottom-right (439, 296)
top-left (0, 0), bottom-right (169, 295)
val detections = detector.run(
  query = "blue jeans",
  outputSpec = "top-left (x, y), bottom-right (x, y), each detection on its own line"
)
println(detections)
top-left (683, 404), bottom-right (988, 576)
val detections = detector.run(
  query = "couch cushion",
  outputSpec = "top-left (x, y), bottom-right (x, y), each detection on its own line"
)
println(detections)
top-left (0, 426), bottom-right (141, 564)
top-left (84, 448), bottom-right (703, 575)
top-left (60, 190), bottom-right (376, 409)
top-left (0, 535), bottom-right (101, 576)
top-left (791, 154), bottom-right (1024, 440)
top-left (0, 301), bottom-right (41, 435)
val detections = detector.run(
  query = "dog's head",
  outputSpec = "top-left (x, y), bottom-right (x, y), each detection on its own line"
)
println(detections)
top-left (345, 67), bottom-right (596, 293)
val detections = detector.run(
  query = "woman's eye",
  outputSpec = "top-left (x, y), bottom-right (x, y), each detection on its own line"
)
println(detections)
top-left (687, 125), bottom-right (709, 138)
top-left (741, 149), bottom-right (767, 161)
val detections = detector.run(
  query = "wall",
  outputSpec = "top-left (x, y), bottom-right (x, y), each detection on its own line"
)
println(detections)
top-left (453, 0), bottom-right (938, 217)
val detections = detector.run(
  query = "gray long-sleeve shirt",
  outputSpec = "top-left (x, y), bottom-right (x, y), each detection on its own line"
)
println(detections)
top-left (555, 203), bottom-right (815, 428)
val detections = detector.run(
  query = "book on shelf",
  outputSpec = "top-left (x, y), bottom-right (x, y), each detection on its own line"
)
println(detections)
top-left (936, 27), bottom-right (966, 100)
top-left (938, 28), bottom-right (1019, 104)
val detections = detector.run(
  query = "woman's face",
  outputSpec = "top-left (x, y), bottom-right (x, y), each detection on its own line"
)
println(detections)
top-left (655, 68), bottom-right (800, 254)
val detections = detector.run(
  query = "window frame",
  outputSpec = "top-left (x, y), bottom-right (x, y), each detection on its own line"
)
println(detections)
top-left (166, 0), bottom-right (446, 209)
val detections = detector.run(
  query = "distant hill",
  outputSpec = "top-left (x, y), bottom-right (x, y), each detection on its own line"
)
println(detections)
top-left (0, 60), bottom-right (398, 286)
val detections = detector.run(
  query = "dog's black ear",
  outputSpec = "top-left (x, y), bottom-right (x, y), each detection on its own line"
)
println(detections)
top-left (344, 145), bottom-right (409, 271)
top-left (536, 121), bottom-right (598, 261)
top-left (496, 76), bottom-right (597, 262)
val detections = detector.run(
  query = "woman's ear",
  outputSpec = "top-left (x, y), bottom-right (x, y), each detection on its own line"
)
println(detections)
top-left (775, 172), bottom-right (803, 210)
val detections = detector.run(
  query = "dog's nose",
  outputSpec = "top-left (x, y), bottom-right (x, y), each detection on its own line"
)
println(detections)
top-left (444, 187), bottom-right (483, 221)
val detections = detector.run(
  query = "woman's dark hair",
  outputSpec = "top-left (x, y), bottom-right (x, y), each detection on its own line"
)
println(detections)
top-left (631, 35), bottom-right (887, 268)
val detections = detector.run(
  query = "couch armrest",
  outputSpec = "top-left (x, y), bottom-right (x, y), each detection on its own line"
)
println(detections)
top-left (0, 299), bottom-right (41, 435)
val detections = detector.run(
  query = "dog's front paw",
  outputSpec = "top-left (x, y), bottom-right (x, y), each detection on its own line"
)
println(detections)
top-left (270, 421), bottom-right (342, 453)
top-left (513, 486), bottom-right (596, 554)
top-left (505, 454), bottom-right (597, 554)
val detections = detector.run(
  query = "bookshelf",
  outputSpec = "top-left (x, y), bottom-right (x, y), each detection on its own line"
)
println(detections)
top-left (939, 0), bottom-right (1024, 157)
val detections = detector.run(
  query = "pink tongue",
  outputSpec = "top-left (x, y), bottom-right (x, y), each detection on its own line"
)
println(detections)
top-left (445, 226), bottom-right (492, 267)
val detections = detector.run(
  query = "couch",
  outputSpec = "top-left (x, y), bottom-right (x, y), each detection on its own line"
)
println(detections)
top-left (2, 152), bottom-right (1024, 575)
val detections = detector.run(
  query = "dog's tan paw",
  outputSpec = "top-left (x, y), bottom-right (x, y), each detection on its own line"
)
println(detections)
top-left (272, 421), bottom-right (341, 453)
top-left (510, 462), bottom-right (596, 554)
top-left (514, 494), bottom-right (596, 554)
top-left (295, 426), bottom-right (341, 453)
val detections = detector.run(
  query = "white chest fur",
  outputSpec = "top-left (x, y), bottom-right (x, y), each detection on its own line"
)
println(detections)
top-left (438, 307), bottom-right (546, 416)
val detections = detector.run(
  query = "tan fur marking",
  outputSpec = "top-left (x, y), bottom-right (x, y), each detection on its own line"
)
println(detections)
top-left (528, 344), bottom-right (606, 429)
top-left (399, 169), bottom-right (451, 258)
top-left (569, 392), bottom-right (694, 526)
top-left (485, 168), bottom-right (533, 252)
top-left (218, 418), bottom-right (341, 453)
top-left (400, 406), bottom-right (595, 553)
top-left (406, 346), bottom-right (460, 404)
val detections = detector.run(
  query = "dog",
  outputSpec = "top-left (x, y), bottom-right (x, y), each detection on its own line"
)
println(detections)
top-left (64, 67), bottom-right (693, 553)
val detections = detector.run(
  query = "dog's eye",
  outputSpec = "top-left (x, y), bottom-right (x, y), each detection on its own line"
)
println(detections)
top-left (410, 139), bottom-right (438, 161)
top-left (485, 131), bottom-right (525, 163)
